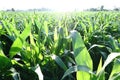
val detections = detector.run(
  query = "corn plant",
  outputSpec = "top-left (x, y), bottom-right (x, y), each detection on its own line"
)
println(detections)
top-left (0, 11), bottom-right (120, 80)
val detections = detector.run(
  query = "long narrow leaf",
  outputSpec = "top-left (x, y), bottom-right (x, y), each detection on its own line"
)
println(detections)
top-left (9, 21), bottom-right (31, 58)
top-left (51, 54), bottom-right (67, 71)
top-left (96, 58), bottom-right (103, 75)
top-left (61, 65), bottom-right (93, 80)
top-left (109, 58), bottom-right (120, 79)
top-left (109, 72), bottom-right (120, 80)
top-left (102, 53), bottom-right (120, 71)
top-left (98, 53), bottom-right (120, 78)
top-left (70, 30), bottom-right (93, 80)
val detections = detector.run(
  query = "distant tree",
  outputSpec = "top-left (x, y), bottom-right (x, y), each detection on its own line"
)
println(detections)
top-left (85, 5), bottom-right (111, 11)
top-left (100, 5), bottom-right (104, 11)
top-left (85, 8), bottom-right (99, 11)
top-left (113, 8), bottom-right (120, 11)
top-left (28, 8), bottom-right (52, 11)
top-left (11, 8), bottom-right (15, 11)
top-left (89, 8), bottom-right (96, 11)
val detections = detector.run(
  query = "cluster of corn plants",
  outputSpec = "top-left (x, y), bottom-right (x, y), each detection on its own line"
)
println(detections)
top-left (0, 11), bottom-right (120, 80)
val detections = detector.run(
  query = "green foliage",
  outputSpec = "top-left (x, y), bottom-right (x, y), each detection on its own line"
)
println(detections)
top-left (61, 65), bottom-right (94, 80)
top-left (9, 19), bottom-right (31, 58)
top-left (0, 11), bottom-right (120, 80)
top-left (70, 30), bottom-right (93, 80)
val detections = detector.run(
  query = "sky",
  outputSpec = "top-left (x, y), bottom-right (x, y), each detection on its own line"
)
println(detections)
top-left (0, 0), bottom-right (120, 11)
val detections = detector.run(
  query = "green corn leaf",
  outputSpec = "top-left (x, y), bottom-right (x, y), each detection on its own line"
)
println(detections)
top-left (54, 27), bottom-right (64, 55)
top-left (10, 37), bottom-right (23, 58)
top-left (107, 35), bottom-right (120, 52)
top-left (96, 58), bottom-right (105, 80)
top-left (9, 21), bottom-right (31, 58)
top-left (97, 71), bottom-right (105, 80)
top-left (54, 27), bottom-right (58, 42)
top-left (102, 53), bottom-right (120, 71)
top-left (43, 21), bottom-right (48, 36)
top-left (0, 24), bottom-right (2, 29)
top-left (8, 21), bottom-right (19, 37)
top-left (29, 33), bottom-right (39, 54)
top-left (96, 58), bottom-right (102, 75)
top-left (88, 19), bottom-right (93, 33)
top-left (0, 54), bottom-right (12, 73)
top-left (109, 72), bottom-right (120, 80)
top-left (88, 44), bottom-right (105, 51)
top-left (81, 22), bottom-right (87, 34)
top-left (30, 33), bottom-right (36, 46)
top-left (70, 30), bottom-right (93, 80)
top-left (51, 54), bottom-right (67, 71)
top-left (109, 58), bottom-right (120, 79)
top-left (35, 18), bottom-right (42, 29)
top-left (0, 42), bottom-right (4, 55)
top-left (65, 25), bottom-right (68, 37)
top-left (98, 53), bottom-right (120, 79)
top-left (61, 65), bottom-right (94, 80)
top-left (2, 20), bottom-right (12, 36)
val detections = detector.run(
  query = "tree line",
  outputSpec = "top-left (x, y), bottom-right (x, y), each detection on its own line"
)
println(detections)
top-left (86, 5), bottom-right (120, 11)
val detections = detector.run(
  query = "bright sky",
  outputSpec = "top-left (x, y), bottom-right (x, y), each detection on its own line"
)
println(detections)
top-left (0, 0), bottom-right (120, 11)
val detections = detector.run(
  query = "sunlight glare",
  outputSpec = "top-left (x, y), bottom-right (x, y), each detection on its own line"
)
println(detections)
top-left (0, 0), bottom-right (120, 11)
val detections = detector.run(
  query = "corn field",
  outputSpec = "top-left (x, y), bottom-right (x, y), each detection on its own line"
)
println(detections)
top-left (0, 11), bottom-right (120, 80)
